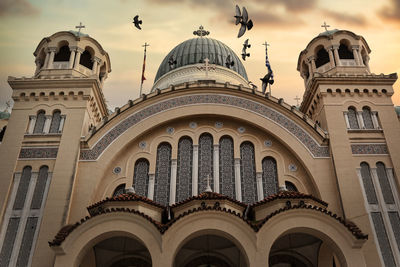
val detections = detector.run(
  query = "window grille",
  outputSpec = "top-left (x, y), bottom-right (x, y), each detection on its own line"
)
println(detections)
top-left (240, 142), bottom-right (257, 204)
top-left (219, 136), bottom-right (235, 199)
top-left (176, 137), bottom-right (193, 202)
top-left (133, 159), bottom-right (150, 197)
top-left (154, 143), bottom-right (171, 205)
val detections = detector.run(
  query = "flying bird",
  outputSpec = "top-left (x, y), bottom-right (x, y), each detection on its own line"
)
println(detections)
top-left (133, 15), bottom-right (143, 30)
top-left (225, 55), bottom-right (234, 69)
top-left (235, 5), bottom-right (253, 38)
top-left (261, 71), bottom-right (274, 94)
top-left (168, 56), bottom-right (177, 69)
top-left (241, 39), bottom-right (251, 60)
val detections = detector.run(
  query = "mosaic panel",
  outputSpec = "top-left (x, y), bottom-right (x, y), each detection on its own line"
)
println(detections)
top-left (154, 143), bottom-right (171, 205)
top-left (80, 94), bottom-right (329, 160)
top-left (49, 111), bottom-right (61, 133)
top-left (198, 133), bottom-right (213, 193)
top-left (240, 142), bottom-right (257, 204)
top-left (360, 163), bottom-right (378, 205)
top-left (371, 212), bottom-right (396, 266)
top-left (262, 157), bottom-right (278, 197)
top-left (351, 144), bottom-right (388, 155)
top-left (176, 137), bottom-right (193, 202)
top-left (19, 147), bottom-right (58, 159)
top-left (0, 218), bottom-right (20, 266)
top-left (362, 108), bottom-right (374, 129)
top-left (348, 108), bottom-right (359, 129)
top-left (376, 162), bottom-right (395, 204)
top-left (219, 136), bottom-right (235, 198)
top-left (30, 166), bottom-right (48, 209)
top-left (16, 217), bottom-right (38, 267)
top-left (13, 166), bottom-right (32, 210)
top-left (133, 159), bottom-right (150, 197)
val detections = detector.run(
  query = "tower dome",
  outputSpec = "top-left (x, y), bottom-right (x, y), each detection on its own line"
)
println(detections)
top-left (152, 31), bottom-right (248, 91)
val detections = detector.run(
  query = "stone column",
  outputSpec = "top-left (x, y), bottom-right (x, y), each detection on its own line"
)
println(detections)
top-left (213, 144), bottom-right (219, 193)
top-left (256, 172), bottom-right (264, 201)
top-left (43, 115), bottom-right (52, 134)
top-left (47, 47), bottom-right (57, 69)
top-left (357, 111), bottom-right (365, 129)
top-left (68, 47), bottom-right (76, 69)
top-left (343, 112), bottom-right (350, 129)
top-left (92, 57), bottom-right (102, 75)
top-left (332, 45), bottom-right (341, 66)
top-left (328, 46), bottom-right (335, 68)
top-left (73, 48), bottom-right (84, 69)
top-left (372, 112), bottom-right (380, 129)
top-left (307, 56), bottom-right (316, 72)
top-left (192, 145), bottom-right (199, 196)
top-left (352, 45), bottom-right (361, 65)
top-left (43, 50), bottom-right (50, 69)
top-left (34, 59), bottom-right (41, 75)
top-left (27, 116), bottom-right (36, 134)
top-left (170, 159), bottom-right (177, 205)
top-left (234, 158), bottom-right (242, 201)
top-left (58, 115), bottom-right (66, 133)
top-left (148, 174), bottom-right (155, 200)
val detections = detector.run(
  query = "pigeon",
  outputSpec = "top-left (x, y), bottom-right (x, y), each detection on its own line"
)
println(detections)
top-left (241, 39), bottom-right (251, 60)
top-left (261, 71), bottom-right (274, 94)
top-left (133, 15), bottom-right (142, 30)
top-left (235, 5), bottom-right (253, 38)
top-left (225, 55), bottom-right (234, 69)
top-left (168, 56), bottom-right (177, 69)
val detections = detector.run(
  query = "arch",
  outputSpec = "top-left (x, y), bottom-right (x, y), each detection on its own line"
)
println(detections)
top-left (315, 45), bottom-right (330, 68)
top-left (361, 106), bottom-right (373, 129)
top-left (240, 141), bottom-right (257, 203)
top-left (198, 133), bottom-right (213, 193)
top-left (347, 107), bottom-right (359, 129)
top-left (262, 156), bottom-right (278, 197)
top-left (54, 45), bottom-right (70, 62)
top-left (176, 136), bottom-right (193, 202)
top-left (285, 180), bottom-right (298, 192)
top-left (33, 110), bottom-right (46, 134)
top-left (80, 48), bottom-right (94, 69)
top-left (338, 39), bottom-right (354, 59)
top-left (49, 109), bottom-right (61, 133)
top-left (219, 135), bottom-right (235, 198)
top-left (133, 158), bottom-right (150, 197)
top-left (112, 184), bottom-right (125, 197)
top-left (154, 142), bottom-right (172, 205)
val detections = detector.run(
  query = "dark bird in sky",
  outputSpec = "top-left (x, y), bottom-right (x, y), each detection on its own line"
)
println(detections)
top-left (133, 15), bottom-right (143, 30)
top-left (235, 5), bottom-right (253, 38)
top-left (168, 56), bottom-right (177, 69)
top-left (241, 39), bottom-right (251, 60)
top-left (225, 55), bottom-right (234, 69)
top-left (261, 71), bottom-right (274, 94)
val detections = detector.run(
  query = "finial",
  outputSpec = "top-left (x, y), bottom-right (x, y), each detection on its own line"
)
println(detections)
top-left (205, 174), bottom-right (212, 192)
top-left (75, 22), bottom-right (85, 37)
top-left (193, 25), bottom-right (210, 38)
top-left (321, 21), bottom-right (330, 33)
top-left (294, 95), bottom-right (301, 107)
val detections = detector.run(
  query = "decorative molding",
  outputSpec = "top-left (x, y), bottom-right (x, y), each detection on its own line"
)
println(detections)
top-left (80, 94), bottom-right (329, 160)
top-left (189, 122), bottom-right (197, 129)
top-left (351, 144), bottom-right (388, 155)
top-left (264, 140), bottom-right (272, 147)
top-left (19, 147), bottom-right (58, 159)
top-left (215, 122), bottom-right (223, 129)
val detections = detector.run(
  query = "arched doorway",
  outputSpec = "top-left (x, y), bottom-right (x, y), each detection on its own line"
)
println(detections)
top-left (80, 236), bottom-right (152, 267)
top-left (174, 234), bottom-right (247, 267)
top-left (269, 233), bottom-right (340, 267)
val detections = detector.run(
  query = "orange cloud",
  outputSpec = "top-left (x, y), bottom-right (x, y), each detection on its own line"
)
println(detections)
top-left (378, 0), bottom-right (400, 24)
top-left (321, 9), bottom-right (367, 26)
top-left (0, 0), bottom-right (39, 16)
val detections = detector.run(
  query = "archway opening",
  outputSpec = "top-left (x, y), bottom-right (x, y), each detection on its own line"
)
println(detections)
top-left (80, 236), bottom-right (152, 267)
top-left (174, 234), bottom-right (247, 267)
top-left (269, 233), bottom-right (342, 267)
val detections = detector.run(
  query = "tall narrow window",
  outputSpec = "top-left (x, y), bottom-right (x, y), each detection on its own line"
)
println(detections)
top-left (113, 184), bottom-right (125, 197)
top-left (360, 162), bottom-right (378, 204)
top-left (338, 42), bottom-right (354, 59)
top-left (54, 45), bottom-right (70, 62)
top-left (49, 110), bottom-right (61, 133)
top-left (315, 47), bottom-right (330, 68)
top-left (376, 162), bottom-right (395, 204)
top-left (219, 136), bottom-right (235, 199)
top-left (33, 110), bottom-right (46, 134)
top-left (30, 166), bottom-right (49, 209)
top-left (133, 159), bottom-right (150, 197)
top-left (198, 133), bottom-right (213, 193)
top-left (347, 107), bottom-right (359, 129)
top-left (176, 137), bottom-right (193, 202)
top-left (154, 143), bottom-right (171, 205)
top-left (240, 142), bottom-right (257, 204)
top-left (262, 157), bottom-right (278, 197)
top-left (80, 50), bottom-right (93, 69)
top-left (362, 107), bottom-right (374, 129)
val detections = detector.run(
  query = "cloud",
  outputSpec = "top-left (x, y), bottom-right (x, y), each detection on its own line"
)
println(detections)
top-left (0, 0), bottom-right (39, 16)
top-left (254, 0), bottom-right (317, 13)
top-left (321, 9), bottom-right (367, 26)
top-left (378, 0), bottom-right (400, 23)
top-left (250, 10), bottom-right (305, 27)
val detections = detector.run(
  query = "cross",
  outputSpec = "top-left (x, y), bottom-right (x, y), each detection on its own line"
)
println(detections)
top-left (294, 95), bottom-right (301, 106)
top-left (197, 58), bottom-right (215, 77)
top-left (321, 21), bottom-right (330, 32)
top-left (142, 42), bottom-right (150, 52)
top-left (204, 174), bottom-right (212, 192)
top-left (75, 22), bottom-right (85, 37)
top-left (193, 25), bottom-right (210, 38)
top-left (262, 41), bottom-right (270, 51)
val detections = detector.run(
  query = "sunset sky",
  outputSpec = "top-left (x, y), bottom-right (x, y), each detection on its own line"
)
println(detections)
top-left (0, 0), bottom-right (399, 111)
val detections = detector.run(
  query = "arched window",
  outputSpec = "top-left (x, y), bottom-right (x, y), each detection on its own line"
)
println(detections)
top-left (198, 133), bottom-right (213, 193)
top-left (315, 47), bottom-right (330, 68)
top-left (219, 136), bottom-right (235, 199)
top-left (33, 110), bottom-right (46, 134)
top-left (154, 142), bottom-right (172, 205)
top-left (338, 41), bottom-right (354, 59)
top-left (360, 162), bottom-right (378, 204)
top-left (362, 107), bottom-right (374, 129)
top-left (376, 162), bottom-right (395, 204)
top-left (30, 166), bottom-right (49, 209)
top-left (262, 157), bottom-right (278, 197)
top-left (79, 50), bottom-right (93, 69)
top-left (285, 181), bottom-right (298, 192)
top-left (49, 110), bottom-right (61, 133)
top-left (176, 137), bottom-right (193, 202)
top-left (0, 126), bottom-right (6, 142)
top-left (14, 166), bottom-right (32, 210)
top-left (112, 184), bottom-right (126, 197)
top-left (348, 107), bottom-right (359, 129)
top-left (133, 158), bottom-right (149, 197)
top-left (54, 46), bottom-right (71, 62)
top-left (240, 142), bottom-right (257, 203)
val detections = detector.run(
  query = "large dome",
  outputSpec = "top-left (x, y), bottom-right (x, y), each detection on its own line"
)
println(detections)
top-left (154, 37), bottom-right (248, 83)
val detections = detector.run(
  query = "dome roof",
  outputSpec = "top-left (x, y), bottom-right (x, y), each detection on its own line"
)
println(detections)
top-left (318, 29), bottom-right (339, 37)
top-left (0, 111), bottom-right (10, 120)
top-left (154, 37), bottom-right (248, 83)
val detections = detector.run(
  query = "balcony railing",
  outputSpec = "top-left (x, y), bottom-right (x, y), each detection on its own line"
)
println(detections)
top-left (340, 59), bottom-right (356, 66)
top-left (52, 61), bottom-right (69, 69)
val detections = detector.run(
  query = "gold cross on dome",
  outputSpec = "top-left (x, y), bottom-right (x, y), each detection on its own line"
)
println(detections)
top-left (321, 21), bottom-right (330, 32)
top-left (75, 22), bottom-right (85, 36)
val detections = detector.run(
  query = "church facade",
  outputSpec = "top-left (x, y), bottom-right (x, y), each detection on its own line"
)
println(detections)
top-left (0, 28), bottom-right (399, 267)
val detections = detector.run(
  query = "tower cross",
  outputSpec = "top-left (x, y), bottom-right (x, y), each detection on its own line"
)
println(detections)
top-left (142, 42), bottom-right (150, 52)
top-left (75, 22), bottom-right (85, 37)
top-left (321, 21), bottom-right (330, 32)
top-left (262, 41), bottom-right (270, 52)
top-left (193, 25), bottom-right (210, 38)
top-left (294, 95), bottom-right (301, 106)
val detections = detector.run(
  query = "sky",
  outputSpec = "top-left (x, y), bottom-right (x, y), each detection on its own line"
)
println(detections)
top-left (0, 0), bottom-right (399, 111)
